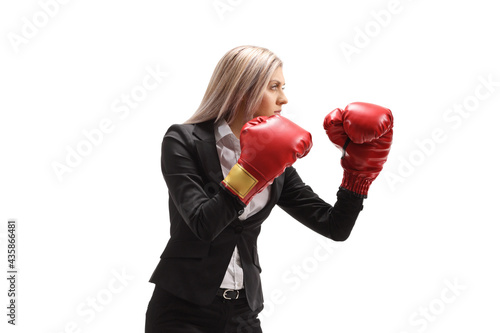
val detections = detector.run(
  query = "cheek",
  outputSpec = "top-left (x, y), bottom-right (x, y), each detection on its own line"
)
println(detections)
top-left (259, 94), bottom-right (274, 115)
top-left (252, 99), bottom-right (264, 117)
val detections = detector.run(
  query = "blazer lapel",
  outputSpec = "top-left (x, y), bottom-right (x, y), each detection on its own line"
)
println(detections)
top-left (246, 171), bottom-right (285, 222)
top-left (192, 120), bottom-right (224, 185)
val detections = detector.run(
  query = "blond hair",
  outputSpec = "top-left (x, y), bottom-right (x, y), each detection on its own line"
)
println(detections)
top-left (185, 45), bottom-right (283, 125)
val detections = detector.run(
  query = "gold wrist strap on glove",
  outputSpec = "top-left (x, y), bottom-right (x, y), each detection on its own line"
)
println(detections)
top-left (223, 164), bottom-right (258, 199)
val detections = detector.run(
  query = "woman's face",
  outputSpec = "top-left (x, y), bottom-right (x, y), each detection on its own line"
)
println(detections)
top-left (253, 66), bottom-right (288, 118)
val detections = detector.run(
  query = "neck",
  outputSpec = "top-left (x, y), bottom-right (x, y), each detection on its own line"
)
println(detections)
top-left (228, 112), bottom-right (247, 139)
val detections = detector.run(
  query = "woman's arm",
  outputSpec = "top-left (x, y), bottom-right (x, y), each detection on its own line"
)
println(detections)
top-left (161, 124), bottom-right (245, 242)
top-left (277, 167), bottom-right (364, 241)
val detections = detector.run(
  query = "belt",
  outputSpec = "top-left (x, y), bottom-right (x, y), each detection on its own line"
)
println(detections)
top-left (216, 288), bottom-right (245, 300)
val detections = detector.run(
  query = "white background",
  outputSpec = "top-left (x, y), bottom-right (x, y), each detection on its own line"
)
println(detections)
top-left (1, 0), bottom-right (499, 332)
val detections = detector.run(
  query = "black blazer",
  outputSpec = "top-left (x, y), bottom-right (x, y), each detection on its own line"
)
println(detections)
top-left (149, 119), bottom-right (364, 311)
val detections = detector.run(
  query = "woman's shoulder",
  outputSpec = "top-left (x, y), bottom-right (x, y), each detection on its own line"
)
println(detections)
top-left (164, 122), bottom-right (192, 134)
top-left (162, 123), bottom-right (194, 146)
top-left (163, 119), bottom-right (215, 141)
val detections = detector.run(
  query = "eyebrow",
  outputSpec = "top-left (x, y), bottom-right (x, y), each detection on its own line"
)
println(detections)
top-left (269, 80), bottom-right (285, 85)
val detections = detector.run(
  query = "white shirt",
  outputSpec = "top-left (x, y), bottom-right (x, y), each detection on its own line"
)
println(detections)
top-left (214, 119), bottom-right (270, 290)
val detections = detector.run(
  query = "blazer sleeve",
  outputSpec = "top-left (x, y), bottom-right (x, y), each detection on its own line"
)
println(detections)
top-left (161, 124), bottom-right (245, 242)
top-left (277, 166), bottom-right (364, 241)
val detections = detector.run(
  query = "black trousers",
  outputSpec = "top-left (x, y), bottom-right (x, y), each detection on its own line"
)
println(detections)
top-left (145, 284), bottom-right (263, 333)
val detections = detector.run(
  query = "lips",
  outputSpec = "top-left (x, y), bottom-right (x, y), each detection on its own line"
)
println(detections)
top-left (274, 110), bottom-right (281, 115)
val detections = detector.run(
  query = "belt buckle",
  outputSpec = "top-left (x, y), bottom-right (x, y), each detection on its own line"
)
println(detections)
top-left (223, 289), bottom-right (239, 300)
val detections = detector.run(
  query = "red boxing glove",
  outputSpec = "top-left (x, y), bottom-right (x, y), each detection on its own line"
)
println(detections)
top-left (324, 102), bottom-right (393, 197)
top-left (222, 115), bottom-right (312, 205)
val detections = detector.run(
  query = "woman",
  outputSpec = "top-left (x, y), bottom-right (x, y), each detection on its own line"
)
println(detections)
top-left (145, 45), bottom-right (393, 332)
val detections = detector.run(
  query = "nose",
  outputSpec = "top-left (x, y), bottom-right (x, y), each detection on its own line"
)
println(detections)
top-left (278, 90), bottom-right (288, 105)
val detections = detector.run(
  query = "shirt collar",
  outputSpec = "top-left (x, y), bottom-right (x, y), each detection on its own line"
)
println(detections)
top-left (214, 119), bottom-right (236, 141)
top-left (214, 118), bottom-right (240, 152)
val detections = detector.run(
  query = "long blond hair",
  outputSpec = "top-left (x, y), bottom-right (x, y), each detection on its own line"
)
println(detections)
top-left (185, 45), bottom-right (283, 125)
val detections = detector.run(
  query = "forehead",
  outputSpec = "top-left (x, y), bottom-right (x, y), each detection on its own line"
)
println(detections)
top-left (270, 67), bottom-right (285, 82)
